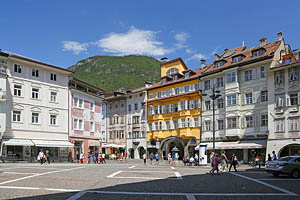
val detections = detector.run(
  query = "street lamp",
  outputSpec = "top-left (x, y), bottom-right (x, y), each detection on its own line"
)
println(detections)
top-left (202, 85), bottom-right (221, 153)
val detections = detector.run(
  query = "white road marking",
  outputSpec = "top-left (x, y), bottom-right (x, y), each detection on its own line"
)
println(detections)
top-left (122, 170), bottom-right (176, 173)
top-left (230, 172), bottom-right (297, 195)
top-left (106, 170), bottom-right (122, 178)
top-left (3, 172), bottom-right (39, 175)
top-left (171, 167), bottom-right (175, 170)
top-left (128, 166), bottom-right (135, 169)
top-left (0, 185), bottom-right (79, 192)
top-left (174, 172), bottom-right (183, 180)
top-left (259, 178), bottom-right (300, 181)
top-left (107, 176), bottom-right (178, 180)
top-left (0, 166), bottom-right (86, 185)
top-left (235, 171), bottom-right (267, 173)
top-left (67, 191), bottom-right (87, 200)
top-left (186, 194), bottom-right (196, 200)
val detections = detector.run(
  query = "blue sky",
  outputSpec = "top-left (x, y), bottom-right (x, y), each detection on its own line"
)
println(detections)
top-left (1, 0), bottom-right (300, 69)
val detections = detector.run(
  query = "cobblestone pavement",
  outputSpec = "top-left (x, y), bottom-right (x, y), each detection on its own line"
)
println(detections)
top-left (0, 160), bottom-right (299, 200)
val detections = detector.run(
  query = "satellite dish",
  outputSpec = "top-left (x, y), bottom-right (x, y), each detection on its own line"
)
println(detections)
top-left (223, 51), bottom-right (236, 58)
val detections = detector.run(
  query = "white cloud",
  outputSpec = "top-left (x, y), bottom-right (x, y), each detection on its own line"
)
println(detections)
top-left (174, 32), bottom-right (189, 48)
top-left (95, 26), bottom-right (171, 56)
top-left (187, 53), bottom-right (207, 61)
top-left (185, 48), bottom-right (194, 54)
top-left (62, 41), bottom-right (88, 54)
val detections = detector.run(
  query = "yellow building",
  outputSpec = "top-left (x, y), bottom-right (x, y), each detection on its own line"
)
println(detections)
top-left (147, 58), bottom-right (202, 159)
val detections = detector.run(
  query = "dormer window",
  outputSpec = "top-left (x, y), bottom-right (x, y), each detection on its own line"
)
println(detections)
top-left (173, 75), bottom-right (178, 81)
top-left (215, 60), bottom-right (225, 68)
top-left (161, 78), bottom-right (166, 84)
top-left (184, 72), bottom-right (190, 79)
top-left (167, 68), bottom-right (178, 76)
top-left (252, 49), bottom-right (265, 57)
top-left (232, 55), bottom-right (244, 63)
top-left (284, 58), bottom-right (292, 64)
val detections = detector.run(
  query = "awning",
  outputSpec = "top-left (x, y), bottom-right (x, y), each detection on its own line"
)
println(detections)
top-left (102, 143), bottom-right (125, 148)
top-left (32, 140), bottom-right (74, 148)
top-left (88, 140), bottom-right (100, 147)
top-left (195, 140), bottom-right (266, 150)
top-left (3, 139), bottom-right (34, 146)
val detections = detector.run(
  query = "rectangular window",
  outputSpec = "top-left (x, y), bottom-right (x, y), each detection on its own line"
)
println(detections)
top-left (79, 99), bottom-right (83, 108)
top-left (194, 118), bottom-right (199, 127)
top-left (134, 103), bottom-right (138, 111)
top-left (252, 49), bottom-right (265, 57)
top-left (227, 117), bottom-right (237, 129)
top-left (217, 77), bottom-right (224, 87)
top-left (184, 72), bottom-right (190, 79)
top-left (50, 91), bottom-right (57, 102)
top-left (32, 88), bottom-right (39, 99)
top-left (245, 70), bottom-right (253, 81)
top-left (173, 103), bottom-right (178, 112)
top-left (181, 119), bottom-right (186, 128)
top-left (289, 68), bottom-right (299, 81)
top-left (166, 90), bottom-right (171, 96)
top-left (155, 122), bottom-right (159, 130)
top-left (31, 113), bottom-right (39, 124)
top-left (14, 85), bottom-right (22, 96)
top-left (149, 93), bottom-right (153, 99)
top-left (90, 121), bottom-right (95, 132)
top-left (181, 101), bottom-right (186, 110)
top-left (194, 83), bottom-right (200, 91)
top-left (173, 120), bottom-right (178, 129)
top-left (78, 119), bottom-right (83, 130)
top-left (289, 117), bottom-right (299, 131)
top-left (14, 64), bottom-right (21, 73)
top-left (13, 111), bottom-right (21, 122)
top-left (175, 88), bottom-right (180, 95)
top-left (74, 97), bottom-right (78, 107)
top-left (166, 121), bottom-right (170, 130)
top-left (218, 119), bottom-right (224, 130)
top-left (245, 116), bottom-right (253, 127)
top-left (128, 105), bottom-right (131, 112)
top-left (32, 69), bottom-right (39, 77)
top-left (205, 101), bottom-right (211, 110)
top-left (260, 66), bottom-right (266, 78)
top-left (114, 103), bottom-right (118, 109)
top-left (204, 80), bottom-right (210, 90)
top-left (173, 75), bottom-right (178, 81)
top-left (261, 91), bottom-right (268, 102)
top-left (148, 124), bottom-right (152, 131)
top-left (184, 85), bottom-right (190, 93)
top-left (74, 118), bottom-right (78, 129)
top-left (226, 72), bottom-right (236, 83)
top-left (50, 73), bottom-right (57, 81)
top-left (90, 102), bottom-right (94, 111)
top-left (275, 71), bottom-right (284, 84)
top-left (156, 92), bottom-right (161, 98)
top-left (290, 93), bottom-right (298, 106)
top-left (133, 116), bottom-right (139, 124)
top-left (245, 93), bottom-right (253, 104)
top-left (205, 121), bottom-right (211, 131)
top-left (50, 115), bottom-right (57, 125)
top-left (217, 98), bottom-right (224, 109)
top-left (227, 94), bottom-right (237, 106)
top-left (275, 119), bottom-right (284, 132)
top-left (261, 114), bottom-right (268, 126)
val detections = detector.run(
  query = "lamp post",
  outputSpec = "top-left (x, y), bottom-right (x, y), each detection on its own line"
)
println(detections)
top-left (202, 85), bottom-right (221, 153)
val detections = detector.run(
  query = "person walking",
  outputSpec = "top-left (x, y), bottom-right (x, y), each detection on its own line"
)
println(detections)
top-left (38, 150), bottom-right (44, 164)
top-left (229, 153), bottom-right (238, 172)
top-left (209, 152), bottom-right (215, 168)
top-left (150, 152), bottom-right (154, 165)
top-left (210, 153), bottom-right (220, 175)
top-left (167, 153), bottom-right (172, 165)
top-left (95, 152), bottom-right (99, 164)
top-left (92, 152), bottom-right (96, 164)
top-left (87, 152), bottom-right (91, 164)
top-left (272, 151), bottom-right (277, 161)
top-left (44, 150), bottom-right (50, 164)
top-left (195, 153), bottom-right (199, 166)
top-left (102, 153), bottom-right (106, 164)
top-left (143, 153), bottom-right (147, 165)
top-left (221, 151), bottom-right (229, 172)
top-left (155, 152), bottom-right (159, 165)
top-left (80, 152), bottom-right (84, 164)
top-left (76, 151), bottom-right (80, 163)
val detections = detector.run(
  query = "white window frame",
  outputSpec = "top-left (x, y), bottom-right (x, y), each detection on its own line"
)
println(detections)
top-left (32, 69), bottom-right (39, 77)
top-left (227, 94), bottom-right (237, 106)
top-left (50, 73), bottom-right (57, 81)
top-left (245, 93), bottom-right (253, 104)
top-left (14, 84), bottom-right (22, 97)
top-left (90, 121), bottom-right (95, 132)
top-left (227, 117), bottom-right (237, 129)
top-left (245, 116), bottom-right (254, 128)
top-left (217, 77), bottom-right (224, 87)
top-left (217, 119), bottom-right (224, 130)
top-left (32, 88), bottom-right (39, 99)
top-left (90, 102), bottom-right (94, 111)
top-left (275, 119), bottom-right (285, 132)
top-left (50, 114), bottom-right (57, 125)
top-left (14, 64), bottom-right (21, 73)
top-left (245, 70), bottom-right (253, 81)
top-left (50, 91), bottom-right (57, 102)
top-left (31, 112), bottom-right (39, 124)
top-left (12, 110), bottom-right (21, 122)
top-left (261, 114), bottom-right (268, 126)
top-left (204, 121), bottom-right (211, 131)
top-left (226, 72), bottom-right (236, 83)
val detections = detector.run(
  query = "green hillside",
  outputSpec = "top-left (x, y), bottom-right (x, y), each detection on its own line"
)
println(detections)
top-left (68, 55), bottom-right (161, 92)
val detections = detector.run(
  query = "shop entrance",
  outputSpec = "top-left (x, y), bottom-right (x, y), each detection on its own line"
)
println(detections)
top-left (279, 144), bottom-right (300, 157)
top-left (74, 141), bottom-right (83, 161)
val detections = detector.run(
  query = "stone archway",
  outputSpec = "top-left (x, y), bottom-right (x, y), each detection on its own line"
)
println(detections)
top-left (128, 148), bottom-right (135, 159)
top-left (278, 144), bottom-right (300, 157)
top-left (138, 146), bottom-right (146, 159)
top-left (160, 136), bottom-right (185, 160)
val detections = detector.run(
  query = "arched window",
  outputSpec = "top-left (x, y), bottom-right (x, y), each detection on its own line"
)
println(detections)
top-left (167, 68), bottom-right (178, 76)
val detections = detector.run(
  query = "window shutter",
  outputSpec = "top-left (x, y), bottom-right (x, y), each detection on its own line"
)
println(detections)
top-left (257, 67), bottom-right (261, 79)
top-left (286, 96), bottom-right (291, 107)
top-left (241, 94), bottom-right (245, 105)
top-left (185, 100), bottom-right (189, 110)
top-left (256, 91), bottom-right (261, 103)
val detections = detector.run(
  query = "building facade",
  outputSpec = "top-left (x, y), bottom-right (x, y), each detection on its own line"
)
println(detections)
top-left (126, 86), bottom-right (148, 159)
top-left (69, 78), bottom-right (105, 162)
top-left (267, 47), bottom-right (300, 157)
top-left (199, 33), bottom-right (285, 163)
top-left (0, 54), bottom-right (8, 157)
top-left (0, 52), bottom-right (73, 161)
top-left (147, 58), bottom-right (202, 159)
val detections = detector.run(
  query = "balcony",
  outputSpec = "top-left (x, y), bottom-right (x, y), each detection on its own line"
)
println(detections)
top-left (0, 91), bottom-right (6, 102)
top-left (133, 123), bottom-right (140, 128)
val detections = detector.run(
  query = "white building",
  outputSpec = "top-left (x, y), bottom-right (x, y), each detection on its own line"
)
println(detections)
top-left (200, 33), bottom-right (285, 163)
top-left (267, 47), bottom-right (300, 157)
top-left (126, 86), bottom-right (148, 159)
top-left (0, 52), bottom-right (73, 161)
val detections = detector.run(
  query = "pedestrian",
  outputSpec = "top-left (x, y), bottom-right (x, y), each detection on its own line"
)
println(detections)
top-left (87, 152), bottom-right (91, 164)
top-left (209, 152), bottom-right (215, 167)
top-left (267, 154), bottom-right (272, 162)
top-left (95, 152), bottom-right (99, 164)
top-left (210, 153), bottom-right (220, 175)
top-left (102, 153), bottom-right (106, 164)
top-left (155, 152), bottom-right (159, 165)
top-left (80, 152), bottom-right (84, 164)
top-left (76, 151), bottom-right (80, 163)
top-left (167, 153), bottom-right (172, 165)
top-left (44, 150), bottom-right (50, 164)
top-left (229, 153), bottom-right (238, 172)
top-left (143, 153), bottom-right (147, 165)
top-left (183, 155), bottom-right (188, 166)
top-left (150, 152), bottom-right (154, 165)
top-left (38, 150), bottom-right (44, 164)
top-left (272, 151), bottom-right (277, 161)
top-left (195, 153), bottom-right (199, 166)
top-left (92, 152), bottom-right (96, 164)
top-left (189, 156), bottom-right (195, 166)
top-left (221, 151), bottom-right (229, 172)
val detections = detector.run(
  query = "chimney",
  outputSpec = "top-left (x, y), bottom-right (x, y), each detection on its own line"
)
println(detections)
top-left (214, 54), bottom-right (219, 61)
top-left (201, 59), bottom-right (206, 68)
top-left (160, 57), bottom-right (168, 63)
top-left (224, 48), bottom-right (228, 52)
top-left (259, 37), bottom-right (267, 46)
top-left (277, 32), bottom-right (283, 40)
